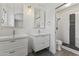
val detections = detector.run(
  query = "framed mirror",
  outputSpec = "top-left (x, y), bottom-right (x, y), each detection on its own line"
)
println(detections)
top-left (34, 8), bottom-right (46, 29)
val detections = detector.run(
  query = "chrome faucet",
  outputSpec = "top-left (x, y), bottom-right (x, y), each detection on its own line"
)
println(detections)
top-left (10, 29), bottom-right (15, 42)
top-left (11, 29), bottom-right (15, 42)
top-left (38, 29), bottom-right (41, 34)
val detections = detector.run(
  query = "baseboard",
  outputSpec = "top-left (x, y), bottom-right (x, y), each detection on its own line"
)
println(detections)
top-left (62, 45), bottom-right (79, 55)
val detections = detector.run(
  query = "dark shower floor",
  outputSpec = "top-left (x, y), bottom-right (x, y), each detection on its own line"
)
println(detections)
top-left (28, 48), bottom-right (78, 56)
top-left (28, 48), bottom-right (53, 56)
top-left (63, 43), bottom-right (79, 51)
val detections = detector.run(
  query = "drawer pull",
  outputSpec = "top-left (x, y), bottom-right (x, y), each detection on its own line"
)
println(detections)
top-left (42, 42), bottom-right (45, 44)
top-left (9, 51), bottom-right (16, 54)
top-left (10, 40), bottom-right (16, 42)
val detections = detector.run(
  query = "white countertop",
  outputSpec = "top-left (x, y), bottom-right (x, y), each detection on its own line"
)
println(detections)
top-left (28, 33), bottom-right (50, 38)
top-left (30, 33), bottom-right (50, 36)
top-left (14, 34), bottom-right (29, 39)
top-left (0, 34), bottom-right (28, 41)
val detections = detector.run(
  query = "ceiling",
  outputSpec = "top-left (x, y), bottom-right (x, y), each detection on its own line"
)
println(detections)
top-left (37, 3), bottom-right (63, 9)
top-left (56, 3), bottom-right (78, 12)
top-left (29, 3), bottom-right (63, 9)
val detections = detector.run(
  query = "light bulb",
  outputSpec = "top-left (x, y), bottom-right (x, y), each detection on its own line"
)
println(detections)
top-left (27, 5), bottom-right (32, 15)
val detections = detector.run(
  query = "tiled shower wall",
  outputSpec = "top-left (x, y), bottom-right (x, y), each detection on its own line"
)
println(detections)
top-left (56, 4), bottom-right (79, 49)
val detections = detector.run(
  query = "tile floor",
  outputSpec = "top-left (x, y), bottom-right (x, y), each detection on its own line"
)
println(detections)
top-left (28, 48), bottom-right (78, 56)
top-left (28, 48), bottom-right (53, 56)
top-left (55, 49), bottom-right (78, 56)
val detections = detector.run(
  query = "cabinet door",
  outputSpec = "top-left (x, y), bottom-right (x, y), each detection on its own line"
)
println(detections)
top-left (7, 47), bottom-right (27, 56)
top-left (32, 35), bottom-right (49, 52)
top-left (0, 47), bottom-right (27, 56)
top-left (0, 38), bottom-right (28, 56)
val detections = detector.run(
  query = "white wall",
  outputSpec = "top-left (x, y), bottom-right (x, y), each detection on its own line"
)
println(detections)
top-left (56, 12), bottom-right (70, 44)
top-left (0, 3), bottom-right (24, 36)
top-left (23, 4), bottom-right (51, 53)
top-left (0, 3), bottom-right (60, 54)
top-left (48, 8), bottom-right (56, 54)
top-left (23, 4), bottom-right (59, 54)
top-left (47, 4), bottom-right (62, 54)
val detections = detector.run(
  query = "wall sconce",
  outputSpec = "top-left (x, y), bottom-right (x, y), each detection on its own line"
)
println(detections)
top-left (27, 5), bottom-right (32, 15)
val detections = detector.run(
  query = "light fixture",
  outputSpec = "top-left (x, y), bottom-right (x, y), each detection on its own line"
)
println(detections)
top-left (27, 5), bottom-right (32, 15)
top-left (64, 3), bottom-right (72, 7)
top-left (28, 5), bottom-right (31, 8)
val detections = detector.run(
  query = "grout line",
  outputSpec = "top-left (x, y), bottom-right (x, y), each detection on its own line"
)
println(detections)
top-left (62, 45), bottom-right (79, 55)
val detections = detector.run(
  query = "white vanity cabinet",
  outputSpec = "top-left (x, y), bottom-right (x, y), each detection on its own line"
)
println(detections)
top-left (0, 35), bottom-right (28, 56)
top-left (31, 34), bottom-right (50, 52)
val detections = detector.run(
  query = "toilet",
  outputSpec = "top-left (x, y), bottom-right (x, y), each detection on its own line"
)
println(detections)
top-left (56, 40), bottom-right (62, 51)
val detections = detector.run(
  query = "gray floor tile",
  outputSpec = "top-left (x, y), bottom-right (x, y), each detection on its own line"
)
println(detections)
top-left (28, 48), bottom-right (53, 56)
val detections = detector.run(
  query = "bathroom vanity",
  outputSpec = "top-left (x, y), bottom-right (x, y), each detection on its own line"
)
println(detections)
top-left (30, 33), bottom-right (50, 52)
top-left (0, 34), bottom-right (28, 56)
top-left (0, 4), bottom-right (27, 56)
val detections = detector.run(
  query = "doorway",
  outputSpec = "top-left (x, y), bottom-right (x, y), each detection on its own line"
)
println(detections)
top-left (55, 3), bottom-right (79, 53)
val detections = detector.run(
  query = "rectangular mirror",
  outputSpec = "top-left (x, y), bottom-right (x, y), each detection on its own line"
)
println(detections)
top-left (34, 8), bottom-right (46, 29)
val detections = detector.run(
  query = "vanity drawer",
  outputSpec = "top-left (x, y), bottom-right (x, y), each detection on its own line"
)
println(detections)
top-left (40, 35), bottom-right (49, 42)
top-left (0, 47), bottom-right (27, 56)
top-left (32, 34), bottom-right (50, 52)
top-left (34, 40), bottom-right (49, 52)
top-left (33, 35), bottom-right (49, 44)
top-left (0, 38), bottom-right (28, 51)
